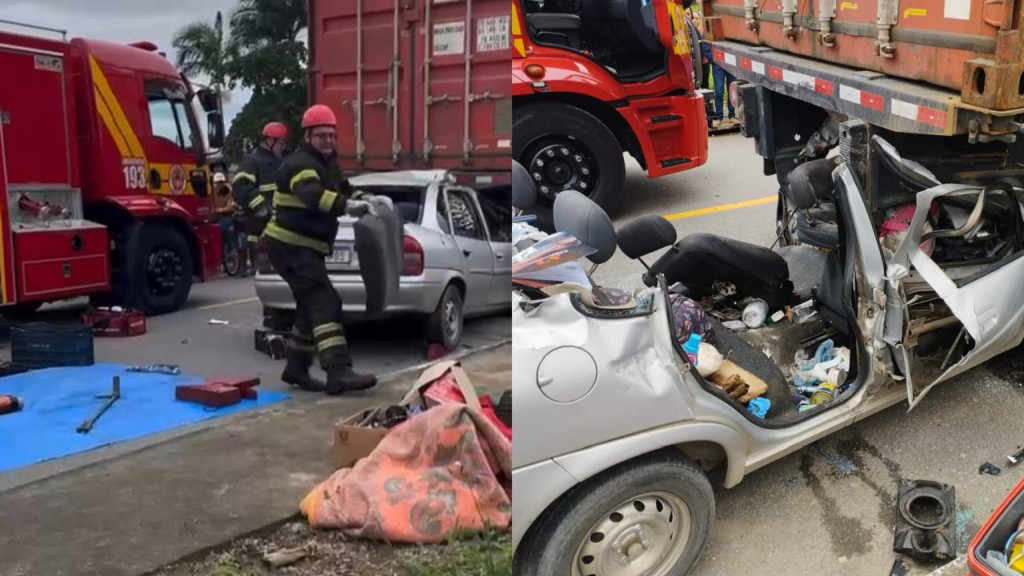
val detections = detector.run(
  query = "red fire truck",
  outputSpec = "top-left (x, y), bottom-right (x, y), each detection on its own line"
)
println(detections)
top-left (511, 0), bottom-right (709, 214)
top-left (0, 21), bottom-right (224, 315)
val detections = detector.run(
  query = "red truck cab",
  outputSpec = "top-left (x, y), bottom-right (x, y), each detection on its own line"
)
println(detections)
top-left (0, 23), bottom-right (225, 315)
top-left (512, 0), bottom-right (708, 214)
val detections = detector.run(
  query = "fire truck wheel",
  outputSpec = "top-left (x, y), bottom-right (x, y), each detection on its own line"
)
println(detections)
top-left (514, 102), bottom-right (625, 216)
top-left (129, 223), bottom-right (193, 315)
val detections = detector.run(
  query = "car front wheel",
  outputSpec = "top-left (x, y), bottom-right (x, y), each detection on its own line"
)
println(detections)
top-left (516, 451), bottom-right (714, 576)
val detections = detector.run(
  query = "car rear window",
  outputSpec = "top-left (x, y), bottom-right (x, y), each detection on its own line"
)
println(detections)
top-left (351, 186), bottom-right (426, 224)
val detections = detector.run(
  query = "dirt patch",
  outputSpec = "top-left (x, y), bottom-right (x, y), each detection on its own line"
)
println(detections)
top-left (153, 521), bottom-right (511, 576)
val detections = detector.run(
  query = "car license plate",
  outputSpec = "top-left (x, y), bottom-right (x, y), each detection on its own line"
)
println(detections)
top-left (328, 246), bottom-right (355, 265)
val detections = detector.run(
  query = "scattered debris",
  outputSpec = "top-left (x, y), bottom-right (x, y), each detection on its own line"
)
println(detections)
top-left (979, 462), bottom-right (1002, 476)
top-left (1007, 447), bottom-right (1024, 466)
top-left (888, 558), bottom-right (910, 576)
top-left (784, 476), bottom-right (798, 487)
top-left (893, 479), bottom-right (956, 562)
top-left (262, 545), bottom-right (309, 569)
top-left (208, 319), bottom-right (230, 325)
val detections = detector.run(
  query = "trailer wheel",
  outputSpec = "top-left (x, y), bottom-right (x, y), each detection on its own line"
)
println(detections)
top-left (514, 102), bottom-right (625, 215)
top-left (128, 223), bottom-right (193, 315)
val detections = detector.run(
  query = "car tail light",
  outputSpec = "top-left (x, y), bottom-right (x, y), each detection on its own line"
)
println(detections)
top-left (402, 235), bottom-right (424, 276)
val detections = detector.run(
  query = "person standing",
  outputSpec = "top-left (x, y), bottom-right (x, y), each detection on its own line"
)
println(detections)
top-left (233, 122), bottom-right (289, 275)
top-left (262, 105), bottom-right (377, 394)
top-left (711, 53), bottom-right (737, 129)
top-left (212, 172), bottom-right (239, 257)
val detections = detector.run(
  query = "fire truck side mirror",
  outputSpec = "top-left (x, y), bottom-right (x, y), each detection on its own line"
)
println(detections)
top-left (207, 111), bottom-right (225, 150)
top-left (196, 88), bottom-right (220, 113)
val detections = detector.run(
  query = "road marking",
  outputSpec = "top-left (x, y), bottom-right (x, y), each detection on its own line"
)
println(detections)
top-left (663, 195), bottom-right (776, 221)
top-left (197, 297), bottom-right (260, 311)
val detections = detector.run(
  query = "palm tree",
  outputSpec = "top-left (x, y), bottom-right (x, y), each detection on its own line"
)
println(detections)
top-left (229, 0), bottom-right (306, 50)
top-left (171, 11), bottom-right (232, 92)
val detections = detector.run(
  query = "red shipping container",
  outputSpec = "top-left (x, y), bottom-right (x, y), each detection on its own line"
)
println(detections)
top-left (308, 0), bottom-right (511, 173)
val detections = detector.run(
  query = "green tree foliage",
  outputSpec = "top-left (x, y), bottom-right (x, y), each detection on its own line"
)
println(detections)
top-left (172, 0), bottom-right (308, 163)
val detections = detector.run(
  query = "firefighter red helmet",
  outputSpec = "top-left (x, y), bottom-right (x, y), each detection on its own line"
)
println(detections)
top-left (301, 105), bottom-right (337, 129)
top-left (261, 122), bottom-right (288, 140)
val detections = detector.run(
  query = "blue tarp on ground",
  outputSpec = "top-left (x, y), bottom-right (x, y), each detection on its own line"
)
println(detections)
top-left (0, 363), bottom-right (288, 472)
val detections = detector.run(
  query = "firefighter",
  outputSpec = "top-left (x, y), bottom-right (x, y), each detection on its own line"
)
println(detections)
top-left (262, 104), bottom-right (377, 394)
top-left (232, 121), bottom-right (288, 275)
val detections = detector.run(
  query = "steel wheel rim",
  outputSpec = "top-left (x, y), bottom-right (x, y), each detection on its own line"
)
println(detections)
top-left (147, 247), bottom-right (183, 296)
top-left (572, 491), bottom-right (692, 576)
top-left (525, 138), bottom-right (597, 200)
top-left (443, 298), bottom-right (462, 344)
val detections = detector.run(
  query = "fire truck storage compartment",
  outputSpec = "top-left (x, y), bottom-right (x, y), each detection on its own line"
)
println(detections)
top-left (13, 224), bottom-right (109, 302)
top-left (0, 38), bottom-right (73, 187)
top-left (309, 0), bottom-right (511, 172)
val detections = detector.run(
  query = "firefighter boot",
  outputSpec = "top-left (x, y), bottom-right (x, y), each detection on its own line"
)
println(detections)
top-left (281, 350), bottom-right (326, 392)
top-left (325, 365), bottom-right (377, 395)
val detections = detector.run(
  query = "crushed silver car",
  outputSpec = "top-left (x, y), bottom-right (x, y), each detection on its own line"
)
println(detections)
top-left (256, 170), bottom-right (511, 349)
top-left (512, 139), bottom-right (1024, 575)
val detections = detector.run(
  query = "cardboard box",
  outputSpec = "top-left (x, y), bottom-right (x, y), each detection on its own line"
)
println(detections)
top-left (332, 360), bottom-right (479, 469)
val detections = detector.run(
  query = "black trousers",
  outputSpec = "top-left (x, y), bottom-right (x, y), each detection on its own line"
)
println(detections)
top-left (264, 238), bottom-right (351, 369)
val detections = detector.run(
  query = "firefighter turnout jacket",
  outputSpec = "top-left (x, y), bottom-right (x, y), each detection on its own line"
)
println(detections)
top-left (264, 143), bottom-right (353, 254)
top-left (232, 146), bottom-right (279, 241)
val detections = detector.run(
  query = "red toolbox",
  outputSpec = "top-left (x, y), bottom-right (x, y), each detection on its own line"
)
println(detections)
top-left (968, 474), bottom-right (1024, 574)
top-left (207, 375), bottom-right (260, 400)
top-left (175, 383), bottom-right (241, 408)
top-left (82, 308), bottom-right (146, 337)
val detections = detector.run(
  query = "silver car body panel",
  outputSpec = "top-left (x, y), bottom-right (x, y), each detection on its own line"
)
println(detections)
top-left (885, 183), bottom-right (1024, 408)
top-left (254, 170), bottom-right (511, 318)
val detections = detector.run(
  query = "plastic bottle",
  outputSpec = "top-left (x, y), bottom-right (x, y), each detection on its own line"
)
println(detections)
top-left (683, 334), bottom-right (702, 367)
top-left (810, 382), bottom-right (836, 405)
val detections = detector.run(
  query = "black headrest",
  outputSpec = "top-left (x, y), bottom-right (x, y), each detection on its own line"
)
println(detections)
top-left (616, 214), bottom-right (677, 259)
top-left (512, 161), bottom-right (536, 210)
top-left (787, 157), bottom-right (838, 209)
top-left (553, 190), bottom-right (617, 264)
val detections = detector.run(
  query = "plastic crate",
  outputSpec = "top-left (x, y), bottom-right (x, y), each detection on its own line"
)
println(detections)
top-left (11, 322), bottom-right (94, 370)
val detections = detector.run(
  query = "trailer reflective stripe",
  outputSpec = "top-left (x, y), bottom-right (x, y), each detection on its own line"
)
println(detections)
top-left (892, 98), bottom-right (948, 128)
top-left (89, 56), bottom-right (146, 160)
top-left (714, 43), bottom-right (955, 133)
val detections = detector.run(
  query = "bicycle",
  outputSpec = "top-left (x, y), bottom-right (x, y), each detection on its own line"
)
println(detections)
top-left (221, 217), bottom-right (249, 277)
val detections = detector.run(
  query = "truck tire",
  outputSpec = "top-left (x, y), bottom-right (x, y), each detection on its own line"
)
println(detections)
top-left (515, 451), bottom-right (714, 576)
top-left (514, 102), bottom-right (626, 216)
top-left (127, 222), bottom-right (193, 315)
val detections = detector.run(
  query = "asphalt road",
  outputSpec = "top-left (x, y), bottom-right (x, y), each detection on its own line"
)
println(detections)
top-left (593, 133), bottom-right (1024, 576)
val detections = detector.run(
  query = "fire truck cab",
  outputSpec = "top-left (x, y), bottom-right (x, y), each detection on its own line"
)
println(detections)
top-left (0, 22), bottom-right (225, 315)
top-left (512, 0), bottom-right (708, 214)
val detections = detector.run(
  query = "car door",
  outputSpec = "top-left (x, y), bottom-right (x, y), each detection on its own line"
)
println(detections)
top-left (143, 81), bottom-right (209, 214)
top-left (440, 186), bottom-right (495, 313)
top-left (473, 189), bottom-right (513, 307)
top-left (884, 181), bottom-right (1024, 408)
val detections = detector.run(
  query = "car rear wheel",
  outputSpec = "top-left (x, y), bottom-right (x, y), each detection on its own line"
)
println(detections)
top-left (425, 284), bottom-right (464, 351)
top-left (515, 452), bottom-right (714, 576)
